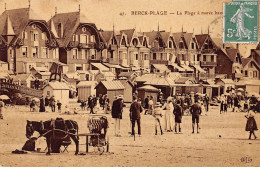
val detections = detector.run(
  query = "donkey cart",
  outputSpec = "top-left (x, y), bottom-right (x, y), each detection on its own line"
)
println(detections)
top-left (78, 115), bottom-right (109, 154)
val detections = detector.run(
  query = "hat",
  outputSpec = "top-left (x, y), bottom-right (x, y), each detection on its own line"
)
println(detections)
top-left (155, 102), bottom-right (161, 107)
top-left (118, 95), bottom-right (123, 99)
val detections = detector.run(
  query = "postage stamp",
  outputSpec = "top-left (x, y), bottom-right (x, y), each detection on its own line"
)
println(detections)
top-left (223, 0), bottom-right (259, 43)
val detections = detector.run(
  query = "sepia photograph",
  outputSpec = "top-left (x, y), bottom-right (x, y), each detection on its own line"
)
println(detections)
top-left (0, 0), bottom-right (259, 167)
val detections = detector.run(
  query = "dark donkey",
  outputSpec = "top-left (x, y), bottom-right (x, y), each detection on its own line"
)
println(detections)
top-left (26, 118), bottom-right (79, 155)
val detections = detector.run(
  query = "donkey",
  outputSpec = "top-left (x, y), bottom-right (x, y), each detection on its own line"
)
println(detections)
top-left (26, 118), bottom-right (79, 155)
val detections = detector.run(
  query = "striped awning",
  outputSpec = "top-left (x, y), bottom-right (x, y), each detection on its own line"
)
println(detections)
top-left (169, 63), bottom-right (185, 71)
top-left (193, 65), bottom-right (206, 73)
top-left (181, 65), bottom-right (193, 72)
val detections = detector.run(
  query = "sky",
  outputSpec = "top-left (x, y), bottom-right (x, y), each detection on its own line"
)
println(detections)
top-left (0, 0), bottom-right (258, 57)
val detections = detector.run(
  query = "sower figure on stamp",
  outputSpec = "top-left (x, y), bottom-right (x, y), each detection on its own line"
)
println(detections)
top-left (190, 101), bottom-right (202, 134)
top-left (130, 96), bottom-right (142, 137)
top-left (153, 102), bottom-right (163, 135)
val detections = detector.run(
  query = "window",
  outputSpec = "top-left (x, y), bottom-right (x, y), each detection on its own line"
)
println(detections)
top-left (211, 55), bottom-right (214, 62)
top-left (81, 49), bottom-right (85, 59)
top-left (80, 34), bottom-right (87, 44)
top-left (135, 54), bottom-right (138, 60)
top-left (72, 49), bottom-right (78, 59)
top-left (191, 43), bottom-right (195, 49)
top-left (253, 71), bottom-right (258, 78)
top-left (203, 55), bottom-right (206, 61)
top-left (153, 53), bottom-right (156, 60)
top-left (32, 47), bottom-right (38, 57)
top-left (182, 54), bottom-right (185, 61)
top-left (245, 70), bottom-right (248, 77)
top-left (31, 31), bottom-right (38, 41)
top-left (250, 62), bottom-right (253, 68)
top-left (10, 49), bottom-right (14, 58)
top-left (179, 41), bottom-right (184, 49)
top-left (144, 54), bottom-right (148, 60)
top-left (90, 35), bottom-right (95, 43)
top-left (73, 34), bottom-right (78, 42)
top-left (42, 48), bottom-right (48, 58)
top-left (22, 31), bottom-right (28, 39)
top-left (90, 49), bottom-right (95, 59)
top-left (250, 71), bottom-right (253, 77)
top-left (47, 91), bottom-right (50, 96)
top-left (132, 38), bottom-right (138, 47)
top-left (85, 50), bottom-right (90, 59)
top-left (169, 41), bottom-right (172, 48)
top-left (22, 47), bottom-right (27, 57)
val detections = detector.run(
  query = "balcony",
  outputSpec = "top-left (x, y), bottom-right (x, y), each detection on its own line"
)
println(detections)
top-left (110, 45), bottom-right (117, 51)
top-left (16, 38), bottom-right (24, 46)
top-left (150, 60), bottom-right (168, 65)
top-left (68, 41), bottom-right (76, 48)
top-left (200, 61), bottom-right (217, 67)
top-left (78, 43), bottom-right (95, 49)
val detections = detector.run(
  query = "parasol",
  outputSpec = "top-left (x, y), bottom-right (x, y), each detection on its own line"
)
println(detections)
top-left (0, 95), bottom-right (10, 100)
top-left (237, 88), bottom-right (244, 92)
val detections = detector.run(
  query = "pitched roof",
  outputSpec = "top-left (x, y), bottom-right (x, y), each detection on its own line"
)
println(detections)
top-left (76, 81), bottom-right (97, 87)
top-left (100, 31), bottom-right (113, 44)
top-left (175, 77), bottom-right (194, 84)
top-left (46, 81), bottom-right (70, 90)
top-left (144, 31), bottom-right (158, 45)
top-left (241, 58), bottom-right (251, 67)
top-left (195, 34), bottom-right (208, 49)
top-left (144, 76), bottom-right (175, 86)
top-left (98, 80), bottom-right (125, 90)
top-left (225, 48), bottom-right (239, 62)
top-left (0, 8), bottom-right (44, 36)
top-left (91, 63), bottom-right (109, 71)
top-left (172, 32), bottom-right (183, 46)
top-left (12, 74), bottom-right (34, 82)
top-left (160, 32), bottom-right (170, 45)
top-left (118, 72), bottom-right (136, 78)
top-left (183, 33), bottom-right (193, 46)
top-left (152, 64), bottom-right (169, 72)
top-left (217, 78), bottom-right (234, 84)
top-left (120, 29), bottom-right (135, 44)
top-left (137, 85), bottom-right (160, 91)
top-left (49, 11), bottom-right (96, 47)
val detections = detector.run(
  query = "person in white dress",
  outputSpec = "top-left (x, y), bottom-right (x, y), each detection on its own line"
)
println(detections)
top-left (162, 97), bottom-right (174, 132)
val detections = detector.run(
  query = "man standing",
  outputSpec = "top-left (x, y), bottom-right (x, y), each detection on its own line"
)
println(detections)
top-left (88, 96), bottom-right (95, 114)
top-left (144, 96), bottom-right (149, 115)
top-left (34, 77), bottom-right (40, 90)
top-left (111, 95), bottom-right (124, 137)
top-left (50, 96), bottom-right (56, 112)
top-left (174, 100), bottom-right (183, 133)
top-left (190, 101), bottom-right (202, 134)
top-left (130, 96), bottom-right (143, 137)
top-left (204, 94), bottom-right (210, 112)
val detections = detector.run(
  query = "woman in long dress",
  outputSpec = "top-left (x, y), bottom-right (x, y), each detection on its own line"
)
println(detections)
top-left (39, 97), bottom-right (45, 112)
top-left (162, 97), bottom-right (174, 132)
top-left (245, 106), bottom-right (258, 140)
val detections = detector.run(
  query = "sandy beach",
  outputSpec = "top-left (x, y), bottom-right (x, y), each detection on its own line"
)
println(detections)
top-left (0, 102), bottom-right (259, 167)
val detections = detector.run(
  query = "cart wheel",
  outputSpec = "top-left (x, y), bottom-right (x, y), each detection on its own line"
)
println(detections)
top-left (106, 136), bottom-right (109, 152)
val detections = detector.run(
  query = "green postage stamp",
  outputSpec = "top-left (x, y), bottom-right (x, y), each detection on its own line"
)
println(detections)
top-left (223, 0), bottom-right (259, 43)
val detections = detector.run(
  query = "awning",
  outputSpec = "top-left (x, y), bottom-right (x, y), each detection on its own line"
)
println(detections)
top-left (103, 63), bottom-right (124, 69)
top-left (169, 63), bottom-right (185, 71)
top-left (152, 64), bottom-right (169, 72)
top-left (91, 63), bottom-right (109, 71)
top-left (193, 65), bottom-right (206, 73)
top-left (181, 65), bottom-right (193, 72)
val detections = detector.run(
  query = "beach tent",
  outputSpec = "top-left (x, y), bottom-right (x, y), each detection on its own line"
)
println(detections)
top-left (76, 81), bottom-right (97, 101)
top-left (137, 85), bottom-right (160, 105)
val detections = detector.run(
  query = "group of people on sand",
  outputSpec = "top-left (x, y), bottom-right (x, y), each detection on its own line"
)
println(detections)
top-left (30, 95), bottom-right (62, 113)
top-left (80, 94), bottom-right (110, 114)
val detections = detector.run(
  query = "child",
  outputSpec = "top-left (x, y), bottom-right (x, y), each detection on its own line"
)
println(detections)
top-left (57, 100), bottom-right (62, 113)
top-left (30, 100), bottom-right (36, 112)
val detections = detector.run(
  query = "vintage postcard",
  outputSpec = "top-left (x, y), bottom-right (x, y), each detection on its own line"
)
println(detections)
top-left (0, 0), bottom-right (259, 167)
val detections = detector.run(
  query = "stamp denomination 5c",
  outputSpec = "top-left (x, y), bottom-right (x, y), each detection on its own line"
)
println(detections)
top-left (223, 0), bottom-right (259, 43)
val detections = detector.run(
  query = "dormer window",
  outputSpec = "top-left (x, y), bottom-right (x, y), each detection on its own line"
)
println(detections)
top-left (32, 24), bottom-right (37, 29)
top-left (169, 41), bottom-right (172, 48)
top-left (132, 38), bottom-right (138, 47)
top-left (191, 42), bottom-right (195, 49)
top-left (82, 27), bottom-right (87, 32)
top-left (179, 41), bottom-right (184, 49)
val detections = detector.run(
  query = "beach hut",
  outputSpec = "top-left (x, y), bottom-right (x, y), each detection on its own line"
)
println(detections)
top-left (95, 81), bottom-right (125, 103)
top-left (76, 81), bottom-right (98, 101)
top-left (12, 73), bottom-right (35, 88)
top-left (215, 79), bottom-right (235, 95)
top-left (43, 81), bottom-right (70, 106)
top-left (119, 80), bottom-right (134, 103)
top-left (137, 85), bottom-right (160, 104)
